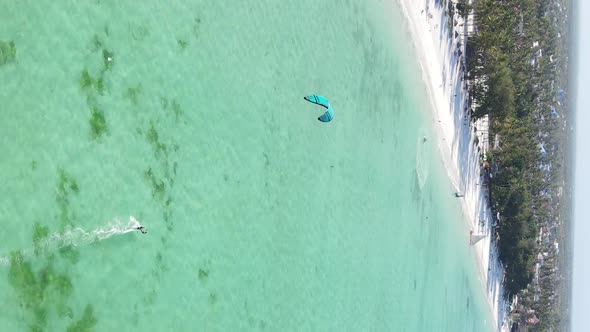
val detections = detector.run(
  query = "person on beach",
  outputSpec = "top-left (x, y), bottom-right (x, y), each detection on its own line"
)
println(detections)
top-left (136, 225), bottom-right (147, 234)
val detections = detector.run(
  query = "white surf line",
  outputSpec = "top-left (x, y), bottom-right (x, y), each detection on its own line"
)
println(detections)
top-left (396, 0), bottom-right (507, 330)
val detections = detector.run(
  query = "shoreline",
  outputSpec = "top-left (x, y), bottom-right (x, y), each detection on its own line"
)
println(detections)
top-left (396, 0), bottom-right (508, 330)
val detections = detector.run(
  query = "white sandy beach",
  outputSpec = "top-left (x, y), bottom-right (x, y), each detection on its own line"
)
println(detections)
top-left (397, 0), bottom-right (508, 330)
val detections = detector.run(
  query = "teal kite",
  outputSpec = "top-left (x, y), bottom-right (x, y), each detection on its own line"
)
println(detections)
top-left (304, 95), bottom-right (334, 122)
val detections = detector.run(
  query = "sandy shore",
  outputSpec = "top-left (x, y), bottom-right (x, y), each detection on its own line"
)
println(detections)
top-left (397, 0), bottom-right (508, 330)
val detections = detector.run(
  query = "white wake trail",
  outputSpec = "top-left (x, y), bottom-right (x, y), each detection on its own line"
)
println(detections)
top-left (0, 216), bottom-right (142, 266)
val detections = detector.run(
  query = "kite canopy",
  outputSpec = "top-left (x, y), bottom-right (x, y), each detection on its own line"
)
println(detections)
top-left (304, 95), bottom-right (334, 122)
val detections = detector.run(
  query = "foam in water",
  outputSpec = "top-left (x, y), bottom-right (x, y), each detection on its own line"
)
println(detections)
top-left (416, 128), bottom-right (431, 189)
top-left (0, 216), bottom-right (142, 266)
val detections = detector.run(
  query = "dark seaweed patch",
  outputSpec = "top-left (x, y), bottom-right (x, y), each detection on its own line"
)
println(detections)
top-left (170, 99), bottom-right (183, 122)
top-left (58, 245), bottom-right (80, 265)
top-left (80, 69), bottom-right (93, 90)
top-left (192, 17), bottom-right (202, 38)
top-left (32, 223), bottom-right (50, 256)
top-left (0, 40), bottom-right (16, 65)
top-left (102, 49), bottom-right (114, 71)
top-left (90, 106), bottom-right (108, 139)
top-left (144, 168), bottom-right (166, 202)
top-left (56, 169), bottom-right (80, 229)
top-left (208, 292), bottom-right (217, 305)
top-left (66, 304), bottom-right (97, 332)
top-left (123, 85), bottom-right (142, 106)
top-left (9, 251), bottom-right (80, 331)
top-left (177, 39), bottom-right (188, 50)
top-left (145, 122), bottom-right (167, 158)
top-left (198, 268), bottom-right (209, 282)
top-left (91, 34), bottom-right (102, 52)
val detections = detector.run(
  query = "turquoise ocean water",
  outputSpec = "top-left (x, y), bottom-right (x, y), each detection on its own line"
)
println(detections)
top-left (0, 1), bottom-right (493, 331)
